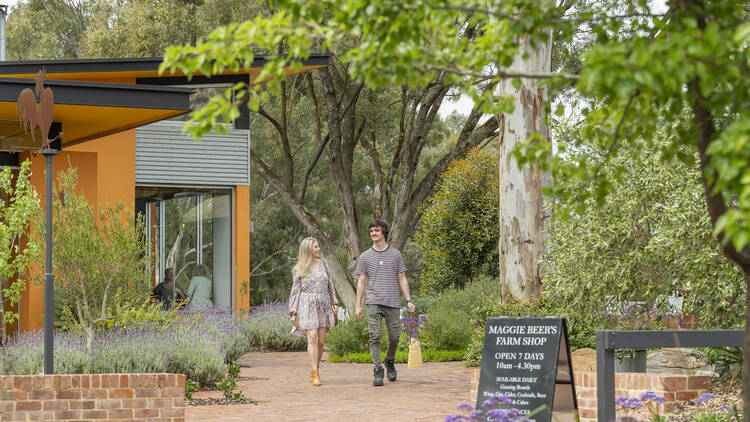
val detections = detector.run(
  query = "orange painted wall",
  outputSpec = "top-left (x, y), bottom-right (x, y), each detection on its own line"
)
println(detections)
top-left (66, 130), bottom-right (136, 207)
top-left (19, 150), bottom-right (99, 333)
top-left (235, 186), bottom-right (251, 312)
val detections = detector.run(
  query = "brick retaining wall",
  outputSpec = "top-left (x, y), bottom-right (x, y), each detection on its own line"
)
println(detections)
top-left (470, 368), bottom-right (709, 421)
top-left (0, 373), bottom-right (185, 422)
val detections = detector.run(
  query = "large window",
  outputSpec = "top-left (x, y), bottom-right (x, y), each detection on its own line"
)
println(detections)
top-left (136, 187), bottom-right (232, 310)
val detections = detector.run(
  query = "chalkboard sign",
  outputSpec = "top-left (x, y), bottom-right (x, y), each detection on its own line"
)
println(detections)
top-left (476, 317), bottom-right (577, 422)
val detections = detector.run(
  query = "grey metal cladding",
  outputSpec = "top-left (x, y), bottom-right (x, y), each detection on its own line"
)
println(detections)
top-left (135, 121), bottom-right (250, 186)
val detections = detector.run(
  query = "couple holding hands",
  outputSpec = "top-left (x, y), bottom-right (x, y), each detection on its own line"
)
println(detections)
top-left (288, 219), bottom-right (416, 387)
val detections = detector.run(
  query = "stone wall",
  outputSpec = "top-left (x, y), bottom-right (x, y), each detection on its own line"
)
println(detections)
top-left (470, 368), bottom-right (709, 421)
top-left (1, 373), bottom-right (185, 422)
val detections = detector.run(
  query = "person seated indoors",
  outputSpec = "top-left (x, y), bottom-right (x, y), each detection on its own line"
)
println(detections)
top-left (151, 267), bottom-right (186, 308)
top-left (185, 264), bottom-right (213, 310)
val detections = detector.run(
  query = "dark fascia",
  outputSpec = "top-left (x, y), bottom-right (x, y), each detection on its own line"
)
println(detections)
top-left (0, 53), bottom-right (333, 76)
top-left (0, 151), bottom-right (18, 167)
top-left (0, 77), bottom-right (193, 110)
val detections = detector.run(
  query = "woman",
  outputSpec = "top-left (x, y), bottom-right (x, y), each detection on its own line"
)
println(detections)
top-left (288, 237), bottom-right (338, 386)
top-left (185, 264), bottom-right (212, 310)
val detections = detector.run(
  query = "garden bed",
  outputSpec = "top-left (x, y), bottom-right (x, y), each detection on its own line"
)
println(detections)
top-left (670, 377), bottom-right (741, 421)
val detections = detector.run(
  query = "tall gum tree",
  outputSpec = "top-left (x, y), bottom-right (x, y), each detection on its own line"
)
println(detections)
top-left (498, 33), bottom-right (553, 304)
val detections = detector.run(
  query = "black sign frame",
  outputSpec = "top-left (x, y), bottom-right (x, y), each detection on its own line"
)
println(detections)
top-left (476, 317), bottom-right (578, 422)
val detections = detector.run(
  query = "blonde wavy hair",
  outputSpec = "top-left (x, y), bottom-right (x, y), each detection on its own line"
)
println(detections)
top-left (293, 237), bottom-right (320, 277)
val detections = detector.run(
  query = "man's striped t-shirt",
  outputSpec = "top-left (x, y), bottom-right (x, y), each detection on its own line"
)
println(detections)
top-left (354, 246), bottom-right (406, 308)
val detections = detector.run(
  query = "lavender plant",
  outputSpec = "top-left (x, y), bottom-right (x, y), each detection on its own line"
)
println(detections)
top-left (445, 395), bottom-right (538, 422)
top-left (3, 308), bottom-right (249, 385)
top-left (243, 301), bottom-right (306, 352)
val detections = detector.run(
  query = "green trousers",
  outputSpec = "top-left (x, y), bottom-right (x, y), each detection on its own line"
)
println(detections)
top-left (366, 304), bottom-right (401, 366)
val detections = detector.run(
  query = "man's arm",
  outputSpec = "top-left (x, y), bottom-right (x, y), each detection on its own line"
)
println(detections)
top-left (354, 274), bottom-right (367, 320)
top-left (398, 272), bottom-right (415, 313)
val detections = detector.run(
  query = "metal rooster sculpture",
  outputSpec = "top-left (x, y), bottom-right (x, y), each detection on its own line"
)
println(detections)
top-left (17, 69), bottom-right (55, 149)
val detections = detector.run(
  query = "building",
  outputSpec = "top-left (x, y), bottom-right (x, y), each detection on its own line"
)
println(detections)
top-left (0, 55), bottom-right (330, 334)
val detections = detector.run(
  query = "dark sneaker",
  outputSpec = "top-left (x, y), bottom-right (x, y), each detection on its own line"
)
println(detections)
top-left (373, 365), bottom-right (384, 386)
top-left (385, 359), bottom-right (397, 382)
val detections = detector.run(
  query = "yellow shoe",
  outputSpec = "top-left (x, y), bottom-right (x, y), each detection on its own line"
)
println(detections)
top-left (310, 370), bottom-right (315, 382)
top-left (311, 370), bottom-right (321, 386)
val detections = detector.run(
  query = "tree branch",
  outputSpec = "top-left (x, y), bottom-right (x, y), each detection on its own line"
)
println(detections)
top-left (420, 64), bottom-right (580, 80)
top-left (299, 133), bottom-right (331, 203)
top-left (249, 249), bottom-right (288, 278)
top-left (591, 90), bottom-right (639, 180)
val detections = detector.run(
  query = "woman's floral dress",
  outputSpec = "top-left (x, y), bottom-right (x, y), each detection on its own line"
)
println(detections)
top-left (288, 260), bottom-right (338, 337)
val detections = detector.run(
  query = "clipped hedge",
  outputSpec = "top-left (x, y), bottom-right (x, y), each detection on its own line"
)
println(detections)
top-left (327, 349), bottom-right (465, 363)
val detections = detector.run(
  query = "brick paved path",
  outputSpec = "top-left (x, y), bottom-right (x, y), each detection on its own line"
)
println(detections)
top-left (186, 352), bottom-right (473, 422)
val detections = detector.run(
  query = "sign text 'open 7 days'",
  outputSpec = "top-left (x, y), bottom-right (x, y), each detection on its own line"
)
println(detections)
top-left (476, 317), bottom-right (578, 422)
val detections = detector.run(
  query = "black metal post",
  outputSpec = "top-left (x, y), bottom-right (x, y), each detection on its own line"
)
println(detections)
top-left (41, 147), bottom-right (58, 374)
top-left (595, 331), bottom-right (615, 422)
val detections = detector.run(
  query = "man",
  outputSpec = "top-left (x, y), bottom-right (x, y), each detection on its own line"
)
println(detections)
top-left (355, 219), bottom-right (416, 386)
top-left (151, 267), bottom-right (186, 309)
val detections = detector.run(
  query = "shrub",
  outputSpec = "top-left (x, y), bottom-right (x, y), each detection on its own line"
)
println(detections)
top-left (326, 348), bottom-right (464, 363)
top-left (0, 160), bottom-right (41, 375)
top-left (182, 308), bottom-right (251, 363)
top-left (326, 314), bottom-right (370, 356)
top-left (33, 166), bottom-right (152, 355)
top-left (415, 147), bottom-right (499, 292)
top-left (415, 274), bottom-right (499, 352)
top-left (542, 139), bottom-right (745, 330)
top-left (243, 301), bottom-right (306, 352)
top-left (3, 308), bottom-right (248, 386)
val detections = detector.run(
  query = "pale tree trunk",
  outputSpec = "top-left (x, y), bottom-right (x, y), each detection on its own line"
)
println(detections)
top-left (498, 33), bottom-right (552, 304)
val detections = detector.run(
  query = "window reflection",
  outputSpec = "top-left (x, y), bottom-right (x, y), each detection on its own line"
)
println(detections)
top-left (135, 187), bottom-right (232, 310)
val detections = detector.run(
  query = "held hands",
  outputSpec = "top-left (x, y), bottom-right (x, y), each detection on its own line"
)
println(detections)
top-left (354, 306), bottom-right (363, 320)
top-left (407, 301), bottom-right (416, 314)
top-left (290, 313), bottom-right (298, 326)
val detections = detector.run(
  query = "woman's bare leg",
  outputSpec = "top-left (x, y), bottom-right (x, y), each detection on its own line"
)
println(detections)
top-left (316, 327), bottom-right (328, 367)
top-left (305, 330), bottom-right (320, 371)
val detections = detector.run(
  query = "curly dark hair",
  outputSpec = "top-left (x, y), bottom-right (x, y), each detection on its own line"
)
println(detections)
top-left (367, 219), bottom-right (389, 241)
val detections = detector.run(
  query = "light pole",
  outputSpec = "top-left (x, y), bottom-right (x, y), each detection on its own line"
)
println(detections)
top-left (17, 70), bottom-right (58, 374)
top-left (40, 147), bottom-right (57, 374)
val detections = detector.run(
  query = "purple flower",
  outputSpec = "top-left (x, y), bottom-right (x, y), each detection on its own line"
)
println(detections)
top-left (482, 395), bottom-right (512, 409)
top-left (719, 405), bottom-right (730, 411)
top-left (625, 398), bottom-right (643, 410)
top-left (469, 411), bottom-right (484, 421)
top-left (445, 415), bottom-right (468, 422)
top-left (693, 393), bottom-right (715, 404)
top-left (457, 403), bottom-right (474, 412)
top-left (486, 409), bottom-right (509, 422)
top-left (640, 391), bottom-right (665, 404)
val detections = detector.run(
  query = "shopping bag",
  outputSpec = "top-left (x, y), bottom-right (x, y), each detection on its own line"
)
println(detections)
top-left (408, 337), bottom-right (422, 368)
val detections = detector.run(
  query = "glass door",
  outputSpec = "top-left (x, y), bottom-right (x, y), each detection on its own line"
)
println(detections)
top-left (137, 187), bottom-right (232, 310)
